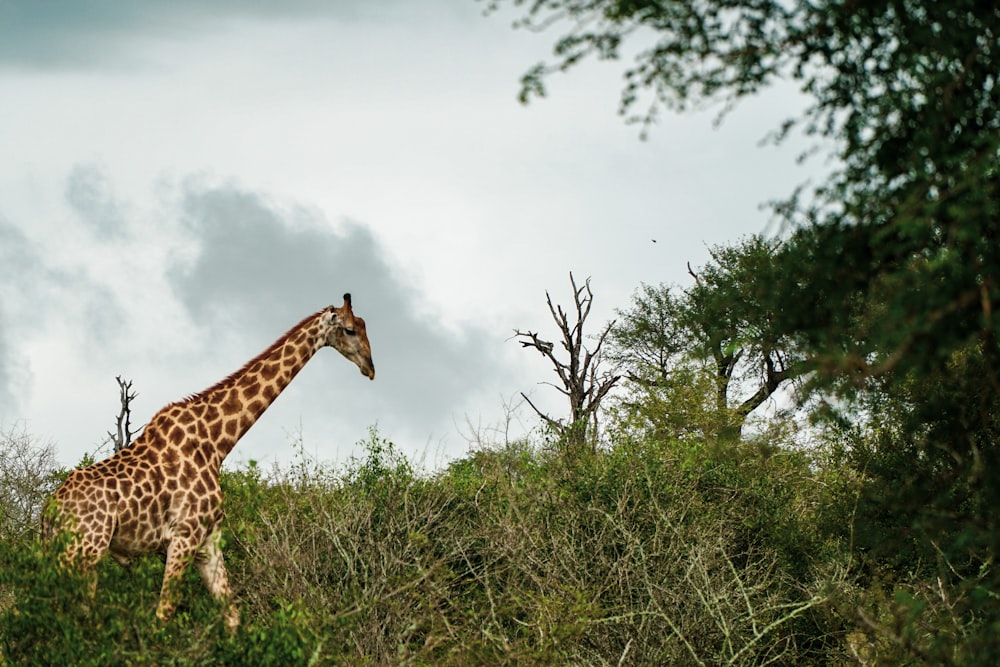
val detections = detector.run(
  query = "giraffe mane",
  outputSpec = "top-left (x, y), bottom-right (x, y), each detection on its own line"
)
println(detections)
top-left (168, 308), bottom-right (328, 408)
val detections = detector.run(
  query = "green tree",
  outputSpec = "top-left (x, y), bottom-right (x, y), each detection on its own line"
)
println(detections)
top-left (610, 236), bottom-right (802, 443)
top-left (0, 426), bottom-right (59, 542)
top-left (487, 0), bottom-right (999, 660)
top-left (485, 0), bottom-right (998, 375)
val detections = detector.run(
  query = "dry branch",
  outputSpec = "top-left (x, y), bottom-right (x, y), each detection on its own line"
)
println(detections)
top-left (514, 273), bottom-right (620, 454)
top-left (108, 375), bottom-right (139, 453)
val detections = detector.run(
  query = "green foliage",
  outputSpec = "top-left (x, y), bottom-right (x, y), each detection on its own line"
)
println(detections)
top-left (609, 236), bottom-right (801, 443)
top-left (609, 363), bottom-right (728, 445)
top-left (210, 604), bottom-right (322, 667)
top-left (1, 426), bottom-right (848, 665)
top-left (346, 425), bottom-right (414, 493)
top-left (4, 384), bottom-right (996, 665)
top-left (0, 530), bottom-right (323, 666)
top-left (810, 343), bottom-right (1000, 664)
top-left (488, 1), bottom-right (1000, 661)
top-left (488, 0), bottom-right (793, 130)
top-left (0, 426), bottom-right (61, 543)
top-left (608, 281), bottom-right (687, 386)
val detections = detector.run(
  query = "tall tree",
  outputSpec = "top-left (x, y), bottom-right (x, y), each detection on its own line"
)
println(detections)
top-left (611, 236), bottom-right (801, 443)
top-left (486, 0), bottom-right (998, 379)
top-left (487, 0), bottom-right (1000, 659)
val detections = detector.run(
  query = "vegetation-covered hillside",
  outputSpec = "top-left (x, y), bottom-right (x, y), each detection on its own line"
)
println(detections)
top-left (0, 419), bottom-right (857, 665)
top-left (0, 376), bottom-right (995, 666)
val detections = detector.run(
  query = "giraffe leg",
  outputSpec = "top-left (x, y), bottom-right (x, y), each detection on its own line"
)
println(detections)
top-left (62, 511), bottom-right (114, 611)
top-left (157, 539), bottom-right (197, 623)
top-left (195, 530), bottom-right (240, 630)
top-left (66, 547), bottom-right (101, 611)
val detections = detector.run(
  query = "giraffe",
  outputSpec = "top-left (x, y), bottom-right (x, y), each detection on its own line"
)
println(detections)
top-left (43, 294), bottom-right (374, 629)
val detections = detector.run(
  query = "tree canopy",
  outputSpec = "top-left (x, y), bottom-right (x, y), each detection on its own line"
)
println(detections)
top-left (490, 0), bottom-right (998, 380)
top-left (488, 0), bottom-right (1000, 658)
top-left (610, 236), bottom-right (802, 443)
top-left (489, 0), bottom-right (999, 463)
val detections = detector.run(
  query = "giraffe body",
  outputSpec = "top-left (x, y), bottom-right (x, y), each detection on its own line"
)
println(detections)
top-left (44, 295), bottom-right (374, 629)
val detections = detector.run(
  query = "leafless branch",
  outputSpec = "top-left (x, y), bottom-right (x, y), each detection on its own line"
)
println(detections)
top-left (519, 392), bottom-right (563, 433)
top-left (514, 273), bottom-right (621, 455)
top-left (687, 261), bottom-right (702, 285)
top-left (108, 375), bottom-right (139, 453)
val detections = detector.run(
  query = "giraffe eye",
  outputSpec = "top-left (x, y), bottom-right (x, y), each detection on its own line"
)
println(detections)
top-left (345, 328), bottom-right (356, 336)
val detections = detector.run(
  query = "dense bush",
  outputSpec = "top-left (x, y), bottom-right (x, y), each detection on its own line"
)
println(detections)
top-left (6, 417), bottom-right (996, 664)
top-left (2, 425), bottom-right (858, 665)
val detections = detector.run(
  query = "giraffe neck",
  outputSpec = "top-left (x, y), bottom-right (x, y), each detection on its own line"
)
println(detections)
top-left (183, 311), bottom-right (326, 466)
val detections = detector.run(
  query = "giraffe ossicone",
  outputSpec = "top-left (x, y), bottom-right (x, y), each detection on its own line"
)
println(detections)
top-left (43, 294), bottom-right (374, 630)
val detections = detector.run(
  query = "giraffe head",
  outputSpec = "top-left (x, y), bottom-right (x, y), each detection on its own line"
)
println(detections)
top-left (322, 293), bottom-right (375, 379)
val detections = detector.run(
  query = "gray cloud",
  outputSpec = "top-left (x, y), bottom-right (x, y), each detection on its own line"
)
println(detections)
top-left (0, 202), bottom-right (127, 422)
top-left (0, 218), bottom-right (39, 279)
top-left (0, 332), bottom-right (14, 418)
top-left (66, 163), bottom-right (129, 240)
top-left (0, 1), bottom-right (405, 70)
top-left (0, 221), bottom-right (33, 414)
top-left (167, 182), bottom-right (510, 452)
top-left (0, 2), bottom-right (154, 69)
top-left (170, 186), bottom-right (378, 328)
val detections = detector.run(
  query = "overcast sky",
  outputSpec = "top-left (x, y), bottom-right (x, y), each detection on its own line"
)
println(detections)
top-left (0, 0), bottom-right (819, 470)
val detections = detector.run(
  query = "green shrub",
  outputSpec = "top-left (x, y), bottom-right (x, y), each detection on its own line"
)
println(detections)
top-left (1, 425), bottom-right (853, 665)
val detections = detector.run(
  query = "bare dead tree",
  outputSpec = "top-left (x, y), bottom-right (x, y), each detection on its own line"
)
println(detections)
top-left (108, 375), bottom-right (139, 453)
top-left (514, 273), bottom-right (621, 456)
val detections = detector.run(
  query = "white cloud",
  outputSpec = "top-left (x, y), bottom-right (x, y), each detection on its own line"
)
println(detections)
top-left (168, 180), bottom-right (513, 456)
top-left (0, 1), bottom-right (826, 469)
top-left (65, 163), bottom-right (130, 240)
top-left (0, 169), bottom-right (519, 468)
